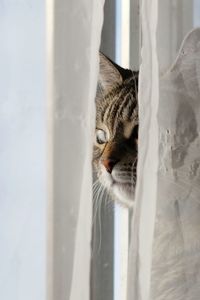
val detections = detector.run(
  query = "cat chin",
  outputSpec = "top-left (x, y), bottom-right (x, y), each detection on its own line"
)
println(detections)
top-left (98, 168), bottom-right (135, 208)
top-left (112, 183), bottom-right (134, 208)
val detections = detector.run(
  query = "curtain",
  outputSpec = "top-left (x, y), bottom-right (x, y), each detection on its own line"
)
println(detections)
top-left (47, 1), bottom-right (104, 300)
top-left (128, 1), bottom-right (200, 300)
top-left (47, 0), bottom-right (200, 299)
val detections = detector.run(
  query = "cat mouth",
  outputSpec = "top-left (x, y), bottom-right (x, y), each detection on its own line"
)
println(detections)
top-left (97, 171), bottom-right (135, 205)
top-left (111, 179), bottom-right (134, 191)
top-left (98, 167), bottom-right (136, 195)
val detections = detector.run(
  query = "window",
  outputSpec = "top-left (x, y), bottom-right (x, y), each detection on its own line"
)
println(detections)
top-left (91, 1), bottom-right (140, 300)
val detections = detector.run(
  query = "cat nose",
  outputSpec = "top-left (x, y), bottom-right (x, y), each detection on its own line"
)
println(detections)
top-left (102, 159), bottom-right (118, 174)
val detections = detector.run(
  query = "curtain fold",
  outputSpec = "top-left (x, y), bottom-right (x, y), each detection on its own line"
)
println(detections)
top-left (128, 0), bottom-right (200, 299)
top-left (127, 0), bottom-right (159, 299)
top-left (151, 27), bottom-right (200, 300)
top-left (47, 1), bottom-right (104, 300)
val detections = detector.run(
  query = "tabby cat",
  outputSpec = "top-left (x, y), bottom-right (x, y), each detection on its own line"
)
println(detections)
top-left (93, 53), bottom-right (139, 207)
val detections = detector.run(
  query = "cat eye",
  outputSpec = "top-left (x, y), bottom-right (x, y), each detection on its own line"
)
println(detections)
top-left (96, 129), bottom-right (107, 144)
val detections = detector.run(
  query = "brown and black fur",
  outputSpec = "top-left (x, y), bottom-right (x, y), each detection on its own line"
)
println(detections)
top-left (93, 53), bottom-right (139, 207)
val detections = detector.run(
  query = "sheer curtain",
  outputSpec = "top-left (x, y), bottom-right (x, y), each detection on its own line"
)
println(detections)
top-left (47, 1), bottom-right (104, 300)
top-left (47, 0), bottom-right (200, 299)
top-left (128, 1), bottom-right (200, 300)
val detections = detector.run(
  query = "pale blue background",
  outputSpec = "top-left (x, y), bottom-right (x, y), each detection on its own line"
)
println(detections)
top-left (0, 1), bottom-right (46, 299)
top-left (194, 0), bottom-right (200, 26)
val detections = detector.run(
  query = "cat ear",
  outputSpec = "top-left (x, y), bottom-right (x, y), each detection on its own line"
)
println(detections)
top-left (98, 53), bottom-right (132, 94)
top-left (98, 53), bottom-right (122, 92)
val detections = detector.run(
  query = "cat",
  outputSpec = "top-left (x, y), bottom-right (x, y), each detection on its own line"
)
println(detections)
top-left (93, 53), bottom-right (139, 208)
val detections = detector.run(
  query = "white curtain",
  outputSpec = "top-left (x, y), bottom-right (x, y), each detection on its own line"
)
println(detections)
top-left (48, 1), bottom-right (200, 299)
top-left (47, 1), bottom-right (104, 300)
top-left (128, 1), bottom-right (200, 300)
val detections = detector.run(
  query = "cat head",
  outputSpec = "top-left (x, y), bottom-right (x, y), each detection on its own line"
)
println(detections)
top-left (93, 53), bottom-right (139, 207)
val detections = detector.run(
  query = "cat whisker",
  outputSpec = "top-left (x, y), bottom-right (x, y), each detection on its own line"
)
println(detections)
top-left (93, 184), bottom-right (103, 226)
top-left (93, 177), bottom-right (111, 254)
top-left (97, 186), bottom-right (108, 254)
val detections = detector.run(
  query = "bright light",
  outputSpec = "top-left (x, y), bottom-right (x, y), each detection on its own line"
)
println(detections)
top-left (114, 1), bottom-right (130, 300)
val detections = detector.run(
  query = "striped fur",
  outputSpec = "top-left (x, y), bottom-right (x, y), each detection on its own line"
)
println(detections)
top-left (93, 53), bottom-right (139, 207)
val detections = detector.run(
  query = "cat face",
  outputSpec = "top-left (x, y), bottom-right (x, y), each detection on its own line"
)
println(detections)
top-left (93, 53), bottom-right (138, 207)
